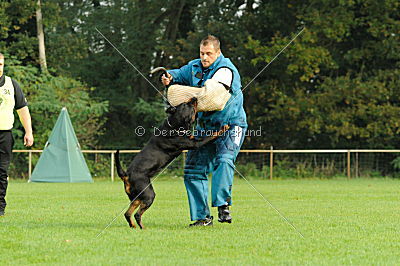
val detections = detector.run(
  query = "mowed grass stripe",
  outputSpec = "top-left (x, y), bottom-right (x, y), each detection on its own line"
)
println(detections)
top-left (0, 178), bottom-right (399, 264)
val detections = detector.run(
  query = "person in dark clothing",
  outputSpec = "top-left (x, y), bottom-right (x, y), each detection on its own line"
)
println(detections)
top-left (0, 53), bottom-right (34, 216)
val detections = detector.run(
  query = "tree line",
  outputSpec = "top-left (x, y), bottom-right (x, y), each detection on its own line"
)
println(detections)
top-left (1, 0), bottom-right (399, 151)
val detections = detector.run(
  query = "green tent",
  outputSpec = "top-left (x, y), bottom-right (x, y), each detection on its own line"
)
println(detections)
top-left (30, 107), bottom-right (93, 183)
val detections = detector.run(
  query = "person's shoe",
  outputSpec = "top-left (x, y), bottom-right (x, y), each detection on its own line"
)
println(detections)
top-left (189, 216), bottom-right (213, 227)
top-left (218, 205), bottom-right (232, 223)
top-left (0, 210), bottom-right (4, 217)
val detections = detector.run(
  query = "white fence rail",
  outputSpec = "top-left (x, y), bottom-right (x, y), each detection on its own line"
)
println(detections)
top-left (12, 149), bottom-right (400, 181)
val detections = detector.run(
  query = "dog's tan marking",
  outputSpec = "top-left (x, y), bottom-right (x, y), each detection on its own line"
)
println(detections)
top-left (124, 180), bottom-right (131, 195)
top-left (135, 202), bottom-right (150, 229)
top-left (125, 200), bottom-right (141, 228)
top-left (125, 183), bottom-right (131, 195)
top-left (120, 176), bottom-right (131, 195)
top-left (186, 97), bottom-right (198, 122)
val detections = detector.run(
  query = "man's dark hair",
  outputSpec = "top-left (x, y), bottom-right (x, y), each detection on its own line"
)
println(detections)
top-left (200, 35), bottom-right (220, 51)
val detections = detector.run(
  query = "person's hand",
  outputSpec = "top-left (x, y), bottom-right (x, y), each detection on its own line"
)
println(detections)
top-left (161, 73), bottom-right (172, 86)
top-left (24, 132), bottom-right (34, 147)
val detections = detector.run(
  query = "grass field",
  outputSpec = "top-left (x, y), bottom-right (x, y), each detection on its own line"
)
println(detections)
top-left (1, 178), bottom-right (399, 265)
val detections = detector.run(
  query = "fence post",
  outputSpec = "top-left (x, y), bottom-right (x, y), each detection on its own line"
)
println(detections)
top-left (28, 151), bottom-right (32, 180)
top-left (269, 146), bottom-right (273, 180)
top-left (111, 151), bottom-right (115, 182)
top-left (347, 150), bottom-right (351, 179)
top-left (355, 152), bottom-right (359, 178)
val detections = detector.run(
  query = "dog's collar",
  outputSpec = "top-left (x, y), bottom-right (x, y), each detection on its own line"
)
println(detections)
top-left (165, 117), bottom-right (191, 136)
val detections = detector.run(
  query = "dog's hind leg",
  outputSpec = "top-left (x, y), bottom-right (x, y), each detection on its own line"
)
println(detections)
top-left (134, 198), bottom-right (155, 230)
top-left (124, 200), bottom-right (141, 228)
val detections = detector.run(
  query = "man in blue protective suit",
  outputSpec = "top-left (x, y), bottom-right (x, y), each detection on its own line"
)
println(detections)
top-left (162, 35), bottom-right (247, 226)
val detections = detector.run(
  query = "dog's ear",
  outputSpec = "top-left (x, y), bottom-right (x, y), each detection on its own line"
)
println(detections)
top-left (166, 106), bottom-right (176, 114)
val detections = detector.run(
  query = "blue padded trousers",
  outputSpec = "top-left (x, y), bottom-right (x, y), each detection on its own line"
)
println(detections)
top-left (184, 126), bottom-right (246, 221)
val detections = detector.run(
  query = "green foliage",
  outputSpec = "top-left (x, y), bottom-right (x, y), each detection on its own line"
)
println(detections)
top-left (4, 57), bottom-right (108, 178)
top-left (5, 58), bottom-right (108, 150)
top-left (236, 161), bottom-right (335, 179)
top-left (1, 0), bottom-right (400, 153)
top-left (391, 157), bottom-right (400, 171)
top-left (131, 98), bottom-right (165, 130)
top-left (242, 0), bottom-right (400, 149)
top-left (83, 153), bottom-right (112, 179)
top-left (236, 163), bottom-right (267, 179)
top-left (0, 0), bottom-right (37, 62)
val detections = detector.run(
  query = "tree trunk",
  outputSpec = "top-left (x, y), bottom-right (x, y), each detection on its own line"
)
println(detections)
top-left (36, 0), bottom-right (47, 72)
top-left (155, 0), bottom-right (186, 68)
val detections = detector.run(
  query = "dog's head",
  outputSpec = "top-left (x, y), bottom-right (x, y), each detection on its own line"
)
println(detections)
top-left (166, 97), bottom-right (198, 129)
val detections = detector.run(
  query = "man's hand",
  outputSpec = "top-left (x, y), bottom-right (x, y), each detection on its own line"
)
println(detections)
top-left (161, 73), bottom-right (172, 86)
top-left (24, 132), bottom-right (34, 147)
top-left (16, 106), bottom-right (34, 147)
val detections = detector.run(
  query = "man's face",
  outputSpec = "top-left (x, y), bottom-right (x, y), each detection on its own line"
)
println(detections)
top-left (0, 58), bottom-right (4, 77)
top-left (200, 44), bottom-right (220, 68)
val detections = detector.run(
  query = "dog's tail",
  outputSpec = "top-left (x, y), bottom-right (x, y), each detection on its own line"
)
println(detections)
top-left (115, 150), bottom-right (128, 178)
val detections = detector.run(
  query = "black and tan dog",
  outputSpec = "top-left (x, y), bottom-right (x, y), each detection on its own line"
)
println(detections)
top-left (116, 98), bottom-right (229, 229)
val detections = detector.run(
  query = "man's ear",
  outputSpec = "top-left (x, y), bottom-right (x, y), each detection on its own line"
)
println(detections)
top-left (166, 106), bottom-right (176, 114)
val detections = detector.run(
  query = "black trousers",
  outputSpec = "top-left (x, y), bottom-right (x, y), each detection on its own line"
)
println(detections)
top-left (0, 130), bottom-right (13, 211)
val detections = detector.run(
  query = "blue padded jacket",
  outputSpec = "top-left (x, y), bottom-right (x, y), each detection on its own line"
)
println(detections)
top-left (168, 53), bottom-right (247, 131)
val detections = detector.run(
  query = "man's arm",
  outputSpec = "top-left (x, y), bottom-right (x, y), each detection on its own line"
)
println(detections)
top-left (211, 67), bottom-right (234, 92)
top-left (16, 106), bottom-right (34, 147)
top-left (162, 64), bottom-right (192, 86)
top-left (12, 79), bottom-right (34, 147)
